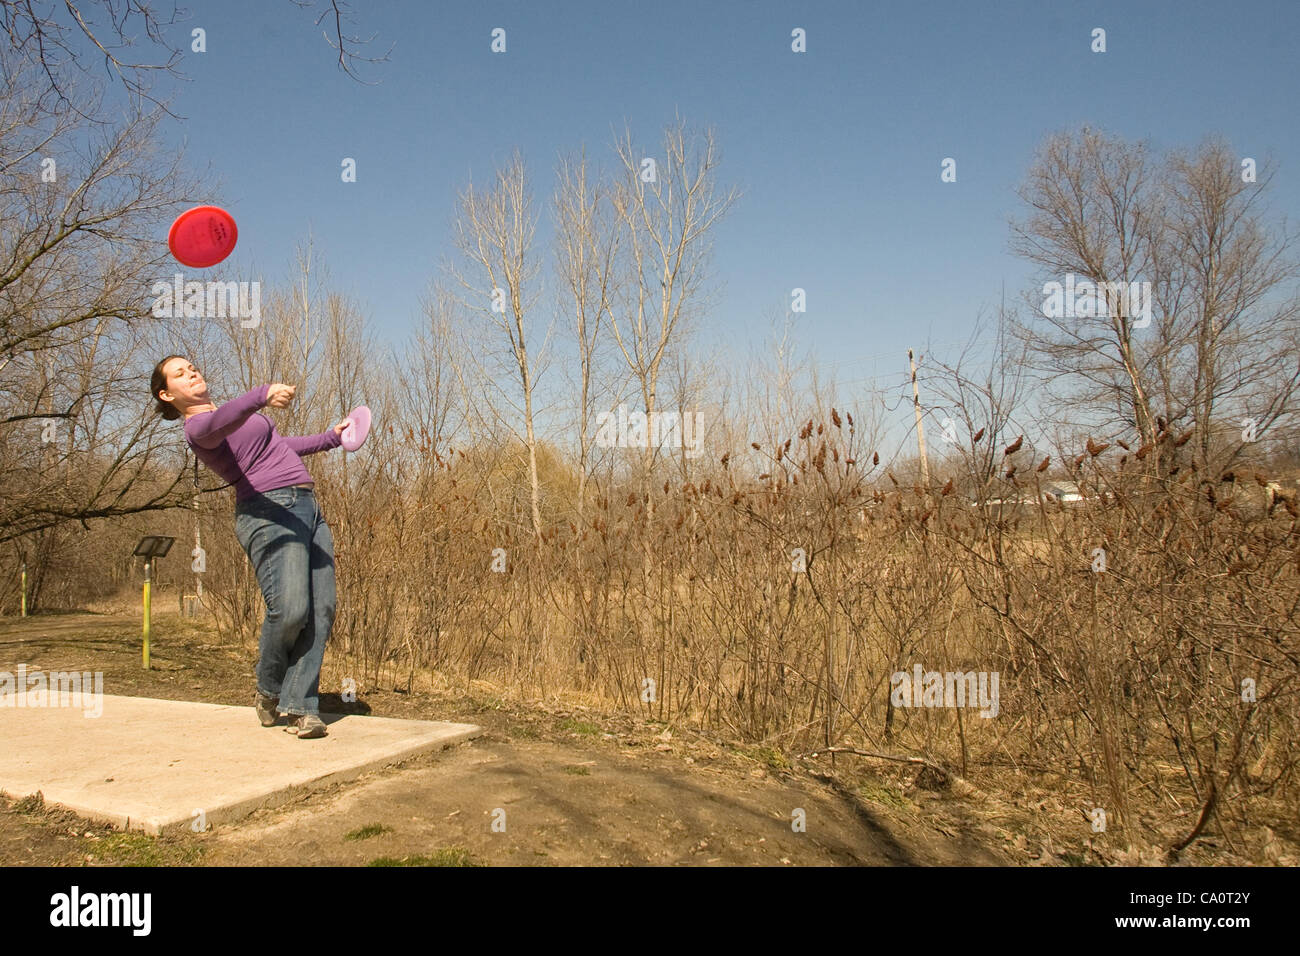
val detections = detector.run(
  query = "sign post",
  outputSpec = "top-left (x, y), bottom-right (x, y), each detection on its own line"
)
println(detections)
top-left (133, 536), bottom-right (175, 669)
top-left (143, 559), bottom-right (152, 668)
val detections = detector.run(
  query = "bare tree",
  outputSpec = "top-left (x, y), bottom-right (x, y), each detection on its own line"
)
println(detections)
top-left (288, 0), bottom-right (393, 82)
top-left (607, 113), bottom-right (741, 484)
top-left (445, 148), bottom-right (547, 537)
top-left (0, 0), bottom-right (389, 118)
top-left (553, 144), bottom-right (625, 517)
top-left (927, 306), bottom-right (1034, 502)
top-left (1151, 137), bottom-right (1300, 475)
top-left (405, 281), bottom-right (467, 470)
top-left (0, 0), bottom-right (183, 118)
top-left (0, 63), bottom-right (202, 544)
top-left (1010, 127), bottom-right (1300, 479)
top-left (1010, 128), bottom-right (1161, 451)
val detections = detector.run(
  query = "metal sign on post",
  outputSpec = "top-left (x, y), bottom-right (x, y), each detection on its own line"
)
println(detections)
top-left (133, 536), bottom-right (175, 669)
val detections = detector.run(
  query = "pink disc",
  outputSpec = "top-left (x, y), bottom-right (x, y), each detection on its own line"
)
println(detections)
top-left (341, 405), bottom-right (371, 452)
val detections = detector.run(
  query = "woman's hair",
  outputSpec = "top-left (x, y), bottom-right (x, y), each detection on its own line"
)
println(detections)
top-left (150, 355), bottom-right (187, 421)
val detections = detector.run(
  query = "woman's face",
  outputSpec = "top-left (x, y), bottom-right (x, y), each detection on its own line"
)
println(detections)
top-left (159, 357), bottom-right (211, 413)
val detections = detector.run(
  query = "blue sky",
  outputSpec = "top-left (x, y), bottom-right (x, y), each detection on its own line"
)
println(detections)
top-left (143, 0), bottom-right (1298, 410)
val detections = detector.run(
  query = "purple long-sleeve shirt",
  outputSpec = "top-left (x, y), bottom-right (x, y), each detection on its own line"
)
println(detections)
top-left (184, 384), bottom-right (341, 501)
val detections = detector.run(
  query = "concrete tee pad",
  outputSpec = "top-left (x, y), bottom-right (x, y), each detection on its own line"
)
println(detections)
top-left (0, 694), bottom-right (481, 835)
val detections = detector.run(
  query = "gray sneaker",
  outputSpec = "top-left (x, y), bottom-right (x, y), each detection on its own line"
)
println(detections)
top-left (285, 714), bottom-right (328, 738)
top-left (255, 692), bottom-right (280, 727)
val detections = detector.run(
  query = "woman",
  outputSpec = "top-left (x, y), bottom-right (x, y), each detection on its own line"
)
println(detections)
top-left (151, 355), bottom-right (351, 739)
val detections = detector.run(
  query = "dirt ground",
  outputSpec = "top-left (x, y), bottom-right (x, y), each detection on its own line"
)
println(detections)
top-left (0, 609), bottom-right (1287, 866)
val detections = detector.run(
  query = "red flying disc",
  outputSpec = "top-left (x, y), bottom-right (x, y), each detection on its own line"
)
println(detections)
top-left (168, 205), bottom-right (238, 268)
top-left (340, 405), bottom-right (371, 452)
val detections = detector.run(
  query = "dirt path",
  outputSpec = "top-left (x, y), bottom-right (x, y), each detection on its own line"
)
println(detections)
top-left (197, 730), bottom-right (1010, 867)
top-left (0, 610), bottom-right (1024, 866)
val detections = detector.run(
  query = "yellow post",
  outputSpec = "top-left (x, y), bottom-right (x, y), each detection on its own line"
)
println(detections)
top-left (142, 559), bottom-right (151, 669)
top-left (19, 562), bottom-right (26, 618)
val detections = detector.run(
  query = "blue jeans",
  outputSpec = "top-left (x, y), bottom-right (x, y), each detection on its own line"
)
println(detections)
top-left (234, 486), bottom-right (336, 717)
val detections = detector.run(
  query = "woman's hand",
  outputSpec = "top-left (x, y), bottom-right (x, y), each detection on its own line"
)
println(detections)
top-left (266, 383), bottom-right (296, 408)
top-left (332, 417), bottom-right (353, 437)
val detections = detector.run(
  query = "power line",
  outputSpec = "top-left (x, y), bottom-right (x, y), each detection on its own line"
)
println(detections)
top-left (814, 336), bottom-right (982, 375)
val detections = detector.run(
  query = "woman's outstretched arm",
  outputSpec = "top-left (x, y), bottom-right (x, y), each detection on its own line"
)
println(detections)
top-left (185, 385), bottom-right (271, 448)
top-left (281, 428), bottom-right (343, 456)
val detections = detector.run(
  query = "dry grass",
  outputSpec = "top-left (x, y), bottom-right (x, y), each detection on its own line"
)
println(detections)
top-left (6, 416), bottom-right (1298, 862)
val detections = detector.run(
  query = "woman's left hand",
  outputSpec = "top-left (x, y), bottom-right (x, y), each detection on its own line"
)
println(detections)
top-left (332, 417), bottom-right (353, 437)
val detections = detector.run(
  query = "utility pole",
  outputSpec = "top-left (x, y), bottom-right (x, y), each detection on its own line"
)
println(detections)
top-left (909, 348), bottom-right (930, 486)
